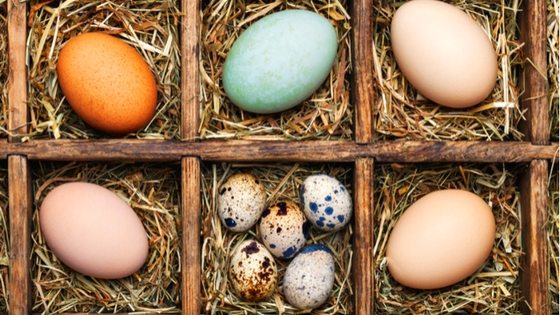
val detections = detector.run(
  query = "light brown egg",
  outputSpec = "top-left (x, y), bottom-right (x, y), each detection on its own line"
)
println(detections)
top-left (386, 189), bottom-right (495, 289)
top-left (57, 32), bottom-right (157, 134)
top-left (40, 182), bottom-right (149, 279)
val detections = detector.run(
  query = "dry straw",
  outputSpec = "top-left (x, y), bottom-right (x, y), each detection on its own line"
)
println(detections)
top-left (31, 162), bottom-right (181, 314)
top-left (0, 165), bottom-right (8, 313)
top-left (374, 163), bottom-right (523, 314)
top-left (0, 2), bottom-right (7, 137)
top-left (201, 163), bottom-right (353, 314)
top-left (373, 0), bottom-right (524, 141)
top-left (548, 0), bottom-right (559, 140)
top-left (548, 163), bottom-right (559, 314)
top-left (27, 0), bottom-right (181, 140)
top-left (200, 0), bottom-right (352, 140)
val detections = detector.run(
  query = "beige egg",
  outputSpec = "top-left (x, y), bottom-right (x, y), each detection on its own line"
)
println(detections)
top-left (39, 182), bottom-right (149, 279)
top-left (386, 189), bottom-right (495, 289)
top-left (391, 0), bottom-right (497, 108)
top-left (229, 240), bottom-right (278, 301)
top-left (218, 173), bottom-right (267, 232)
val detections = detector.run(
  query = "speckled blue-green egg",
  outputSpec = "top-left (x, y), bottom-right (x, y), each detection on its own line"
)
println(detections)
top-left (222, 10), bottom-right (338, 114)
top-left (300, 174), bottom-right (352, 232)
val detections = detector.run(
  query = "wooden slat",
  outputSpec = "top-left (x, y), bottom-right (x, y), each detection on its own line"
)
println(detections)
top-left (520, 160), bottom-right (550, 315)
top-left (8, 156), bottom-right (32, 315)
top-left (180, 0), bottom-right (200, 141)
top-left (181, 157), bottom-right (201, 315)
top-left (7, 0), bottom-right (28, 141)
top-left (520, 0), bottom-right (549, 144)
top-left (1, 140), bottom-right (558, 162)
top-left (353, 158), bottom-right (374, 315)
top-left (351, 0), bottom-right (374, 143)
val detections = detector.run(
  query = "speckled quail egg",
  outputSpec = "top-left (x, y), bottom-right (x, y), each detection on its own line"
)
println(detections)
top-left (229, 240), bottom-right (278, 301)
top-left (283, 244), bottom-right (335, 309)
top-left (258, 201), bottom-right (310, 259)
top-left (218, 173), bottom-right (267, 232)
top-left (300, 174), bottom-right (352, 231)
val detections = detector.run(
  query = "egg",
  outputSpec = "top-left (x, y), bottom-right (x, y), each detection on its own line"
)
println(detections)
top-left (386, 189), bottom-right (496, 289)
top-left (258, 201), bottom-right (310, 259)
top-left (57, 32), bottom-right (157, 134)
top-left (283, 244), bottom-right (335, 309)
top-left (218, 173), bottom-right (267, 232)
top-left (300, 174), bottom-right (352, 232)
top-left (223, 10), bottom-right (338, 114)
top-left (390, 0), bottom-right (497, 108)
top-left (39, 182), bottom-right (149, 279)
top-left (229, 240), bottom-right (278, 301)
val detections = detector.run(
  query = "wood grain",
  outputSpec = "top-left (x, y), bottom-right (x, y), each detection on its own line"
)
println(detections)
top-left (520, 0), bottom-right (549, 144)
top-left (353, 158), bottom-right (374, 315)
top-left (8, 156), bottom-right (32, 315)
top-left (181, 0), bottom-right (200, 141)
top-left (351, 0), bottom-right (374, 143)
top-left (520, 160), bottom-right (550, 315)
top-left (1, 140), bottom-right (557, 162)
top-left (181, 157), bottom-right (201, 315)
top-left (7, 0), bottom-right (28, 141)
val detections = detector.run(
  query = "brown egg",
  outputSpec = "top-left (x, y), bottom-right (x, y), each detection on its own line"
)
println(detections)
top-left (57, 32), bottom-right (157, 134)
top-left (386, 189), bottom-right (495, 289)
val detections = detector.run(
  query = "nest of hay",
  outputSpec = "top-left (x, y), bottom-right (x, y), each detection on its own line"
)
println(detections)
top-left (373, 163), bottom-right (523, 314)
top-left (31, 162), bottom-right (181, 314)
top-left (0, 165), bottom-right (8, 313)
top-left (201, 163), bottom-right (354, 314)
top-left (548, 163), bottom-right (559, 313)
top-left (372, 0), bottom-right (524, 141)
top-left (200, 0), bottom-right (353, 140)
top-left (26, 0), bottom-right (181, 140)
top-left (0, 3), bottom-right (7, 137)
top-left (548, 0), bottom-right (559, 141)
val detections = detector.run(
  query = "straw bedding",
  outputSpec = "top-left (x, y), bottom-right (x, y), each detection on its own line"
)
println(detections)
top-left (201, 163), bottom-right (353, 314)
top-left (548, 0), bottom-right (559, 141)
top-left (27, 0), bottom-right (181, 140)
top-left (372, 0), bottom-right (524, 141)
top-left (31, 162), bottom-right (181, 314)
top-left (200, 0), bottom-right (353, 140)
top-left (374, 163), bottom-right (523, 314)
top-left (549, 163), bottom-right (559, 314)
top-left (0, 165), bottom-right (8, 313)
top-left (0, 3), bottom-right (7, 138)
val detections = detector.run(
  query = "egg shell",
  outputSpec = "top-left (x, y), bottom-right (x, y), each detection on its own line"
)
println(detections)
top-left (39, 182), bottom-right (149, 279)
top-left (283, 244), bottom-right (335, 309)
top-left (229, 240), bottom-right (278, 301)
top-left (57, 32), bottom-right (157, 134)
top-left (223, 10), bottom-right (338, 114)
top-left (386, 189), bottom-right (496, 289)
top-left (217, 173), bottom-right (267, 232)
top-left (258, 201), bottom-right (310, 259)
top-left (390, 0), bottom-right (497, 108)
top-left (300, 174), bottom-right (352, 232)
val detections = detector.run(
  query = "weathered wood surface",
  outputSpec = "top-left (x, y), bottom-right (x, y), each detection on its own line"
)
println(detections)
top-left (353, 158), bottom-right (374, 315)
top-left (520, 0), bottom-right (549, 144)
top-left (8, 156), bottom-right (32, 315)
top-left (181, 157), bottom-right (201, 315)
top-left (7, 0), bottom-right (27, 141)
top-left (352, 0), bottom-right (374, 143)
top-left (1, 140), bottom-right (557, 162)
top-left (181, 0), bottom-right (200, 141)
top-left (520, 160), bottom-right (550, 315)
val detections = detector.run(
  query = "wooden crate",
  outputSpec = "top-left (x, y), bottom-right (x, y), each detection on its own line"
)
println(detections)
top-left (0, 0), bottom-right (557, 314)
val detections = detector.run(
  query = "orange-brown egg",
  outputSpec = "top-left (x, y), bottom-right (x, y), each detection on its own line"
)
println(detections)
top-left (57, 32), bottom-right (157, 134)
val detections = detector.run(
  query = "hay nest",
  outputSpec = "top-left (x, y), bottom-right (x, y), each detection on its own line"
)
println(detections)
top-left (0, 3), bottom-right (7, 137)
top-left (548, 163), bottom-right (559, 314)
top-left (548, 0), bottom-right (559, 141)
top-left (201, 163), bottom-right (354, 314)
top-left (26, 0), bottom-right (181, 140)
top-left (0, 165), bottom-right (8, 313)
top-left (31, 162), bottom-right (181, 314)
top-left (372, 0), bottom-right (524, 141)
top-left (373, 163), bottom-right (523, 314)
top-left (200, 0), bottom-right (353, 140)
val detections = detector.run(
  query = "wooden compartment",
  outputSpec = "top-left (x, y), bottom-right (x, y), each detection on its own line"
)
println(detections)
top-left (0, 0), bottom-right (557, 314)
top-left (548, 164), bottom-right (558, 314)
top-left (0, 163), bottom-right (8, 313)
